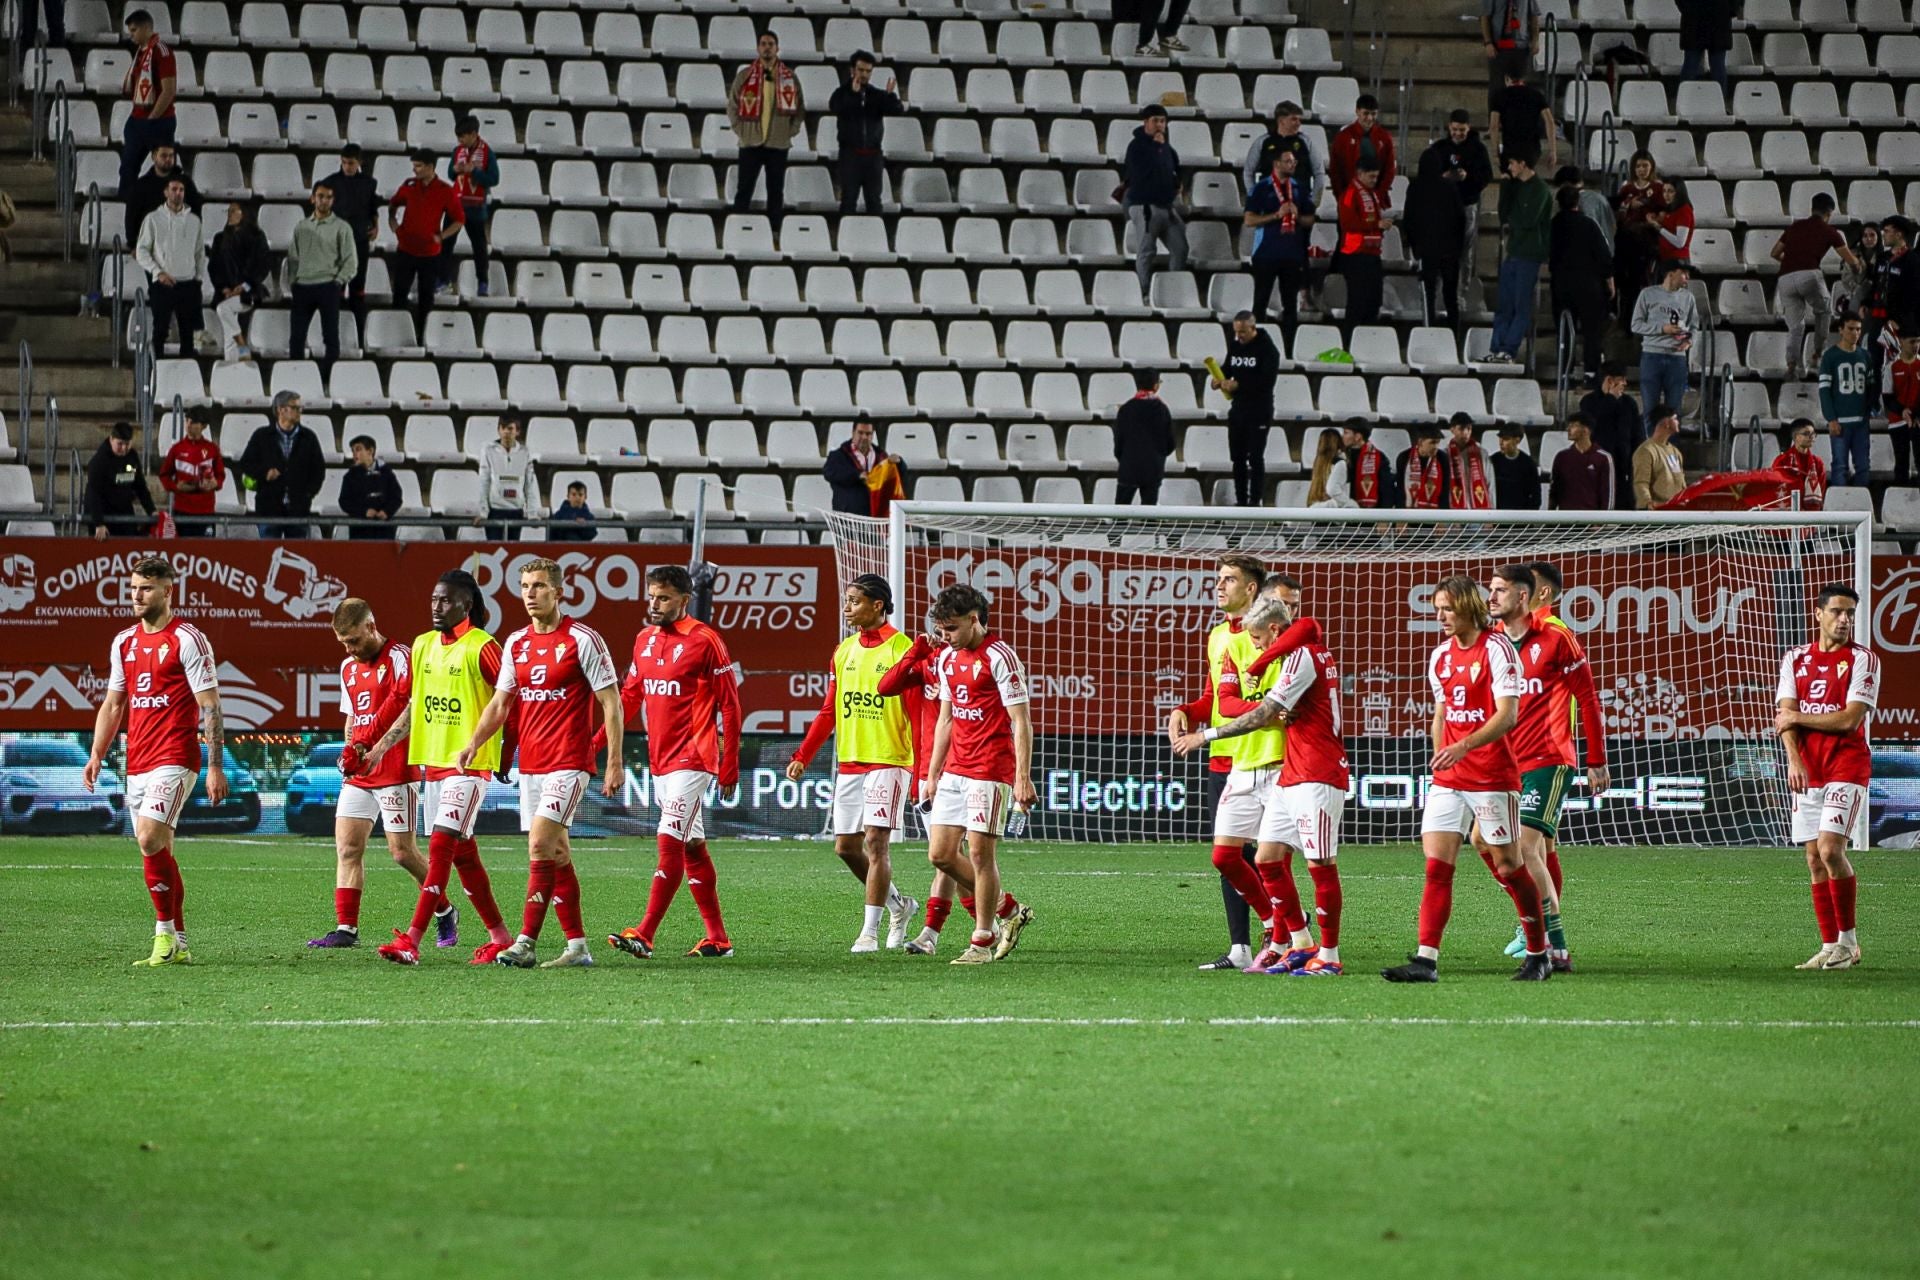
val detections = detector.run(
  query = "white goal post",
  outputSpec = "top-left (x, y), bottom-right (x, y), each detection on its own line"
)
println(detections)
top-left (823, 503), bottom-right (1874, 849)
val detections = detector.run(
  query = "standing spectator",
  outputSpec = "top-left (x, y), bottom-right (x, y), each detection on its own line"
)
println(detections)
top-left (117, 10), bottom-right (176, 200)
top-left (18, 0), bottom-right (66, 65)
top-left (1580, 363), bottom-right (1643, 507)
top-left (241, 391), bottom-right (326, 538)
top-left (319, 144), bottom-right (383, 342)
top-left (728, 32), bottom-right (806, 235)
top-left (1771, 419), bottom-right (1828, 510)
top-left (1328, 95), bottom-right (1396, 207)
top-left (824, 420), bottom-right (907, 516)
top-left (1876, 217), bottom-right (1919, 351)
top-left (1884, 331), bottom-right (1919, 483)
top-left (1772, 193), bottom-right (1859, 378)
top-left (133, 177), bottom-right (203, 357)
top-left (1613, 153), bottom-right (1666, 313)
top-left (1244, 148), bottom-right (1313, 346)
top-left (207, 201), bottom-right (269, 364)
top-left (1678, 0), bottom-right (1732, 93)
top-left (158, 406), bottom-right (223, 536)
top-left (1445, 412), bottom-right (1494, 510)
top-left (828, 52), bottom-right (904, 216)
top-left (1336, 162), bottom-right (1388, 327)
top-left (1418, 111), bottom-right (1495, 317)
top-left (1211, 312), bottom-right (1280, 506)
top-left (1112, 370), bottom-right (1175, 505)
top-left (1405, 148), bottom-right (1468, 331)
top-left (1819, 315), bottom-right (1875, 487)
top-left (1550, 413), bottom-right (1616, 511)
top-left (386, 150), bottom-right (463, 338)
top-left (1124, 105), bottom-right (1187, 297)
top-left (547, 481), bottom-right (598, 542)
top-left (1480, 0), bottom-right (1541, 101)
top-left (1554, 165), bottom-right (1613, 251)
top-left (287, 182), bottom-right (357, 381)
top-left (1488, 70), bottom-right (1556, 171)
top-left (1490, 423), bottom-right (1543, 509)
top-left (1835, 223), bottom-right (1880, 322)
top-left (85, 421), bottom-right (155, 539)
top-left (1629, 260), bottom-right (1697, 433)
top-left (1128, 0), bottom-right (1193, 56)
top-left (1342, 423), bottom-right (1402, 508)
top-left (443, 115), bottom-right (499, 297)
top-left (477, 415), bottom-right (535, 540)
top-left (1550, 185), bottom-right (1615, 386)
top-left (1631, 405), bottom-right (1686, 508)
top-left (122, 140), bottom-right (198, 251)
top-left (1397, 426), bottom-right (1453, 510)
top-left (1242, 101), bottom-right (1318, 207)
top-left (1650, 182), bottom-right (1695, 268)
top-left (1490, 149), bottom-right (1552, 363)
top-left (1305, 428), bottom-right (1356, 507)
top-left (338, 434), bottom-right (404, 540)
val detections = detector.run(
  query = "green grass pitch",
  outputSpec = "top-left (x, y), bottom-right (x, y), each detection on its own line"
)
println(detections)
top-left (2, 834), bottom-right (1918, 1279)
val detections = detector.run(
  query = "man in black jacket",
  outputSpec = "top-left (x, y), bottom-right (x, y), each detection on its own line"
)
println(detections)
top-left (1124, 105), bottom-right (1186, 298)
top-left (318, 143), bottom-right (384, 341)
top-left (1112, 370), bottom-right (1175, 504)
top-left (1550, 185), bottom-right (1615, 386)
top-left (824, 420), bottom-right (908, 516)
top-left (1211, 311), bottom-right (1280, 506)
top-left (1490, 423), bottom-right (1543, 508)
top-left (1578, 363), bottom-right (1642, 509)
top-left (828, 52), bottom-right (904, 216)
top-left (241, 390), bottom-right (327, 538)
top-left (338, 434), bottom-right (403, 540)
top-left (1404, 148), bottom-right (1468, 331)
top-left (1240, 100), bottom-right (1318, 207)
top-left (1419, 111), bottom-right (1494, 310)
top-left (123, 140), bottom-right (200, 250)
top-left (84, 421), bottom-right (155, 538)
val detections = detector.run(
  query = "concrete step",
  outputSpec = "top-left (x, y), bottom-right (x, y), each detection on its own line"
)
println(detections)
top-left (0, 312), bottom-right (113, 361)
top-left (0, 157), bottom-right (58, 205)
top-left (0, 362), bottom-right (134, 397)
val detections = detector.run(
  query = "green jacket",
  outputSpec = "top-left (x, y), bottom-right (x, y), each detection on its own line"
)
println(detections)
top-left (1499, 175), bottom-right (1553, 263)
top-left (288, 213), bottom-right (357, 287)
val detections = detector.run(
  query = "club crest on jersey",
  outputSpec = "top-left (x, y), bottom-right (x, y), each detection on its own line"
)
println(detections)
top-left (1469, 661), bottom-right (1481, 681)
top-left (556, 643), bottom-right (567, 662)
top-left (673, 643), bottom-right (685, 663)
top-left (158, 643), bottom-right (170, 665)
top-left (1529, 642), bottom-right (1541, 662)
top-left (1838, 661), bottom-right (1849, 678)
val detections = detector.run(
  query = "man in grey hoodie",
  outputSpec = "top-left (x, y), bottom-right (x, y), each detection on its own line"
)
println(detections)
top-left (1629, 260), bottom-right (1698, 434)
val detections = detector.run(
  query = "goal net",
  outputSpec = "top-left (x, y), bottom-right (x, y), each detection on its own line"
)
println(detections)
top-left (826, 504), bottom-right (1872, 849)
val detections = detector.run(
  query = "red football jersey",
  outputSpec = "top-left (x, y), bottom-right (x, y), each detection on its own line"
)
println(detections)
top-left (108, 617), bottom-right (217, 774)
top-left (1427, 629), bottom-right (1524, 792)
top-left (340, 639), bottom-right (420, 790)
top-left (1267, 645), bottom-right (1348, 788)
top-left (877, 639), bottom-right (945, 788)
top-left (615, 616), bottom-right (741, 782)
top-left (498, 618), bottom-right (618, 774)
top-left (1776, 642), bottom-right (1879, 787)
top-left (1506, 624), bottom-right (1607, 773)
top-left (936, 633), bottom-right (1029, 786)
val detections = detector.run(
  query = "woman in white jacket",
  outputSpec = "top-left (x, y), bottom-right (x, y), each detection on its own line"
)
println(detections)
top-left (1305, 428), bottom-right (1356, 507)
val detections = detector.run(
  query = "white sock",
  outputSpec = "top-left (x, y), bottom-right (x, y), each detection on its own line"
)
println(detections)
top-left (155, 922), bottom-right (174, 937)
top-left (886, 885), bottom-right (904, 910)
top-left (1290, 929), bottom-right (1315, 949)
top-left (515, 933), bottom-right (535, 947)
top-left (173, 930), bottom-right (188, 949)
top-left (862, 905), bottom-right (884, 935)
top-left (1319, 945), bottom-right (1340, 964)
top-left (922, 924), bottom-right (941, 940)
top-left (1416, 945), bottom-right (1440, 962)
top-left (338, 923), bottom-right (358, 935)
top-left (434, 904), bottom-right (453, 918)
top-left (1839, 928), bottom-right (1858, 947)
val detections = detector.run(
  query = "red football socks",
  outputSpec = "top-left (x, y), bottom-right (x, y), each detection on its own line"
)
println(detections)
top-left (926, 896), bottom-right (953, 931)
top-left (1828, 874), bottom-right (1857, 933)
top-left (141, 849), bottom-right (183, 930)
top-left (1503, 868), bottom-right (1548, 953)
top-left (1256, 858), bottom-right (1308, 936)
top-left (1545, 849), bottom-right (1564, 897)
top-left (684, 840), bottom-right (729, 946)
top-left (452, 837), bottom-right (508, 941)
top-left (1307, 862), bottom-right (1342, 948)
top-left (995, 892), bottom-right (1019, 920)
top-left (552, 862), bottom-right (584, 941)
top-left (407, 832), bottom-right (457, 941)
top-left (521, 861), bottom-right (556, 941)
top-left (1212, 844), bottom-right (1271, 921)
top-left (638, 834), bottom-right (688, 943)
top-left (334, 887), bottom-right (362, 930)
top-left (1416, 857), bottom-right (1456, 951)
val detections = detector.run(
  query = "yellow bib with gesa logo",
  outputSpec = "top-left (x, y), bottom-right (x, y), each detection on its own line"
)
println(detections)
top-left (408, 627), bottom-right (502, 771)
top-left (833, 629), bottom-right (916, 769)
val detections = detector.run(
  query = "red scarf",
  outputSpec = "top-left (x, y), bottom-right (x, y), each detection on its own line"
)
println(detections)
top-left (1447, 442), bottom-right (1491, 509)
top-left (1406, 451), bottom-right (1446, 509)
top-left (1338, 185), bottom-right (1383, 255)
top-left (1354, 443), bottom-right (1384, 507)
top-left (1773, 449), bottom-right (1827, 510)
top-left (452, 140), bottom-right (491, 204)
top-left (738, 58), bottom-right (797, 128)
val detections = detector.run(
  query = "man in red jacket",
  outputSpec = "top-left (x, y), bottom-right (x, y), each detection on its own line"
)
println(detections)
top-left (157, 406), bottom-right (224, 537)
top-left (386, 150), bottom-right (463, 336)
top-left (1886, 332), bottom-right (1919, 484)
top-left (1771, 418), bottom-right (1828, 511)
top-left (1337, 162), bottom-right (1388, 326)
top-left (1328, 94), bottom-right (1396, 208)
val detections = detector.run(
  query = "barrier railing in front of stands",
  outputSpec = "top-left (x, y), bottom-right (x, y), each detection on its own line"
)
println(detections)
top-left (100, 512), bottom-right (830, 541)
top-left (55, 120), bottom-right (76, 260)
top-left (16, 342), bottom-right (33, 485)
top-left (131, 290), bottom-right (154, 439)
top-left (65, 447), bottom-right (81, 535)
top-left (110, 237), bottom-right (126, 367)
top-left (42, 396), bottom-right (59, 515)
top-left (1554, 309), bottom-right (1575, 429)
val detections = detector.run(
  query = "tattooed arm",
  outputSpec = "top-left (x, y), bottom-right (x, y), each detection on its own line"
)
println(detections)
top-left (1171, 698), bottom-right (1285, 757)
top-left (196, 688), bottom-right (230, 805)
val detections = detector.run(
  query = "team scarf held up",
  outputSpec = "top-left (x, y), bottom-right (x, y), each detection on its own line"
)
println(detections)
top-left (451, 139), bottom-right (491, 204)
top-left (737, 57), bottom-right (798, 124)
top-left (1354, 441), bottom-right (1385, 507)
top-left (1448, 440), bottom-right (1491, 509)
top-left (1406, 450), bottom-right (1447, 509)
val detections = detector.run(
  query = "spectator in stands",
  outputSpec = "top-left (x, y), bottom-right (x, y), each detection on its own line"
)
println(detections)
top-left (1551, 185), bottom-right (1614, 387)
top-left (1342, 422), bottom-right (1401, 508)
top-left (1886, 332), bottom-right (1919, 484)
top-left (1612, 151), bottom-right (1664, 313)
top-left (1490, 423), bottom-right (1542, 509)
top-left (1328, 95), bottom-right (1395, 208)
top-left (85, 421), bottom-right (154, 539)
top-left (1773, 193), bottom-right (1859, 380)
top-left (241, 392), bottom-right (325, 538)
top-left (134, 177), bottom-right (203, 358)
top-left (1397, 425), bottom-right (1453, 510)
top-left (1124, 105), bottom-right (1187, 297)
top-left (1772, 419), bottom-right (1828, 510)
top-left (1489, 148), bottom-right (1551, 363)
top-left (1554, 165), bottom-right (1613, 251)
top-left (1112, 370), bottom-right (1175, 505)
top-left (159, 406), bottom-right (222, 537)
top-left (1405, 147), bottom-right (1467, 332)
top-left (1580, 363), bottom-right (1642, 508)
top-left (729, 32), bottom-right (806, 236)
top-left (1336, 161), bottom-right (1388, 328)
top-left (1876, 217), bottom-right (1918, 354)
top-left (1242, 101), bottom-right (1318, 207)
top-left (1630, 260), bottom-right (1697, 433)
top-left (1650, 182), bottom-right (1695, 268)
top-left (1306, 428), bottom-right (1356, 508)
top-left (320, 144), bottom-right (382, 342)
top-left (443, 115), bottom-right (499, 298)
top-left (117, 10), bottom-right (176, 200)
top-left (1244, 148), bottom-right (1312, 347)
top-left (1479, 0), bottom-right (1540, 102)
top-left (208, 201), bottom-right (269, 365)
top-left (339, 434), bottom-right (403, 541)
top-left (1632, 405), bottom-right (1686, 508)
top-left (548, 482), bottom-right (598, 542)
top-left (1678, 0), bottom-right (1732, 93)
top-left (829, 52), bottom-right (904, 217)
top-left (18, 0), bottom-right (65, 67)
top-left (1488, 69), bottom-right (1556, 171)
top-left (122, 140), bottom-right (198, 252)
top-left (287, 183), bottom-right (356, 379)
top-left (1820, 315), bottom-right (1875, 487)
top-left (825, 421), bottom-right (907, 517)
top-left (1446, 412), bottom-right (1494, 509)
top-left (1127, 0), bottom-right (1193, 56)
top-left (478, 414), bottom-right (534, 541)
top-left (1418, 110), bottom-right (1495, 313)
top-left (1213, 311), bottom-right (1281, 506)
top-left (387, 150), bottom-right (463, 339)
top-left (1835, 222), bottom-right (1879, 322)
top-left (1550, 413), bottom-right (1615, 511)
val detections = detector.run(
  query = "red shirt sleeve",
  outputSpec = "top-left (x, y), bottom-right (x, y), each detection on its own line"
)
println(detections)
top-left (355, 652), bottom-right (412, 750)
top-left (1214, 658), bottom-right (1261, 717)
top-left (1560, 636), bottom-right (1607, 767)
top-left (710, 632), bottom-right (742, 787)
top-left (1177, 667), bottom-right (1213, 725)
top-left (1244, 617), bottom-right (1323, 678)
top-left (158, 443), bottom-right (184, 494)
top-left (476, 638), bottom-right (503, 687)
top-left (791, 673), bottom-right (837, 768)
top-left (877, 636), bottom-right (933, 696)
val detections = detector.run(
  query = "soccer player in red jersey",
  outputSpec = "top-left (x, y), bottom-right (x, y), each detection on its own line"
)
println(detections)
top-left (603, 565), bottom-right (743, 959)
top-left (457, 558), bottom-right (624, 969)
top-left (1775, 583), bottom-right (1880, 971)
top-left (1522, 560), bottom-right (1587, 911)
top-left (1383, 575), bottom-right (1552, 983)
top-left (923, 584), bottom-right (1038, 965)
top-left (83, 556), bottom-right (228, 966)
top-left (308, 598), bottom-right (436, 949)
top-left (878, 626), bottom-right (966, 955)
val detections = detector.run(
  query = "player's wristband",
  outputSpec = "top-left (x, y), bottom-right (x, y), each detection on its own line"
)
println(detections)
top-left (1202, 727), bottom-right (1219, 743)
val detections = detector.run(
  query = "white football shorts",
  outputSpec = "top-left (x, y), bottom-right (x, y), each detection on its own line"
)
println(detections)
top-left (1790, 782), bottom-right (1867, 845)
top-left (655, 768), bottom-right (714, 842)
top-left (1261, 782), bottom-right (1346, 862)
top-left (339, 781), bottom-right (420, 835)
top-left (832, 767), bottom-right (910, 838)
top-left (127, 766), bottom-right (196, 830)
top-left (520, 769), bottom-right (591, 831)
top-left (927, 773), bottom-right (1014, 837)
top-left (1213, 765), bottom-right (1281, 842)
top-left (424, 775), bottom-right (488, 839)
top-left (1423, 785), bottom-right (1520, 845)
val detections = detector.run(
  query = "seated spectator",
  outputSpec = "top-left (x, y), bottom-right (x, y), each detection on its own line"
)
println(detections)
top-left (158, 406), bottom-right (223, 537)
top-left (1549, 413), bottom-right (1614, 511)
top-left (1580, 363), bottom-right (1642, 507)
top-left (85, 421), bottom-right (155, 539)
top-left (1342, 422), bottom-right (1402, 508)
top-left (1632, 405), bottom-right (1686, 508)
top-left (1397, 425), bottom-right (1453, 510)
top-left (547, 482), bottom-right (598, 542)
top-left (478, 414), bottom-right (534, 540)
top-left (1305, 427), bottom-right (1355, 507)
top-left (1886, 331), bottom-right (1919, 484)
top-left (339, 434), bottom-right (404, 540)
top-left (825, 420), bottom-right (907, 516)
top-left (208, 201), bottom-right (269, 364)
top-left (1490, 423), bottom-right (1542, 509)
top-left (1771, 419), bottom-right (1828, 510)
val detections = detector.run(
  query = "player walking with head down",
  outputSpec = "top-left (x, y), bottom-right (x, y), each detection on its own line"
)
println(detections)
top-left (1776, 584), bottom-right (1880, 971)
top-left (84, 556), bottom-right (227, 967)
top-left (456, 558), bottom-right (624, 969)
top-left (876, 620), bottom-right (965, 955)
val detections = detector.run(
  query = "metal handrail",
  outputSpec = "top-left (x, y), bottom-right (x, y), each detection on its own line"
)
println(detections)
top-left (1571, 61), bottom-right (1591, 174)
top-left (1542, 14), bottom-right (1561, 109)
top-left (111, 236), bottom-right (127, 366)
top-left (16, 343), bottom-right (33, 486)
top-left (131, 290), bottom-right (155, 443)
top-left (84, 184), bottom-right (103, 308)
top-left (1554, 308), bottom-right (1575, 428)
top-left (27, 27), bottom-right (48, 162)
top-left (66, 447), bottom-right (81, 535)
top-left (42, 396), bottom-right (58, 515)
top-left (1394, 56), bottom-right (1413, 168)
top-left (4, 0), bottom-right (21, 106)
top-left (151, 392), bottom-right (184, 475)
top-left (56, 125), bottom-right (76, 260)
top-left (1598, 109), bottom-right (1619, 181)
